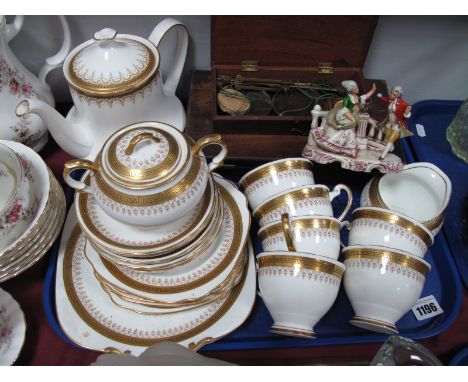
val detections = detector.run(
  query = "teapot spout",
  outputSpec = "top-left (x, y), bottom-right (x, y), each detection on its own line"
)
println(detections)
top-left (16, 99), bottom-right (92, 158)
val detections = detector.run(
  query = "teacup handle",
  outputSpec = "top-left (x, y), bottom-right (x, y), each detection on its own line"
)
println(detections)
top-left (281, 213), bottom-right (296, 252)
top-left (339, 220), bottom-right (351, 248)
top-left (63, 159), bottom-right (98, 193)
top-left (329, 184), bottom-right (353, 222)
top-left (192, 134), bottom-right (228, 172)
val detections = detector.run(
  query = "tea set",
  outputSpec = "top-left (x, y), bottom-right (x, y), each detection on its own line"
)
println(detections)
top-left (0, 15), bottom-right (455, 361)
top-left (242, 157), bottom-right (451, 337)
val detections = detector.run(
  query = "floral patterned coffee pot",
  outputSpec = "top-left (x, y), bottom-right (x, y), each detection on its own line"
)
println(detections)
top-left (16, 18), bottom-right (188, 160)
top-left (0, 16), bottom-right (71, 151)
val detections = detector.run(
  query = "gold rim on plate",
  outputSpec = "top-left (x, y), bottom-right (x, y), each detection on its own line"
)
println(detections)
top-left (62, 226), bottom-right (250, 346)
top-left (99, 184), bottom-right (246, 294)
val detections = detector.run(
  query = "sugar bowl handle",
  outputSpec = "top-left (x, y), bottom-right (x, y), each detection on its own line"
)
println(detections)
top-left (124, 133), bottom-right (162, 156)
top-left (281, 213), bottom-right (296, 252)
top-left (63, 159), bottom-right (98, 193)
top-left (192, 134), bottom-right (228, 172)
top-left (329, 184), bottom-right (353, 222)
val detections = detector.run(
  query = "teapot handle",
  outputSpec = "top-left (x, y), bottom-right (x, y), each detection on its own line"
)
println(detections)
top-left (38, 15), bottom-right (72, 90)
top-left (148, 18), bottom-right (188, 97)
top-left (4, 15), bottom-right (24, 42)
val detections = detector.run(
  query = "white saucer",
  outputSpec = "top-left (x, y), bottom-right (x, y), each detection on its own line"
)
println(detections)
top-left (0, 287), bottom-right (26, 365)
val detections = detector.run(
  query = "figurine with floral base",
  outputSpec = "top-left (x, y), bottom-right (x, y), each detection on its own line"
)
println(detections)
top-left (302, 80), bottom-right (403, 173)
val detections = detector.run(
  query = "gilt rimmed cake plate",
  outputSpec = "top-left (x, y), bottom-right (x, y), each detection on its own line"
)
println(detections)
top-left (55, 204), bottom-right (255, 353)
top-left (0, 287), bottom-right (26, 365)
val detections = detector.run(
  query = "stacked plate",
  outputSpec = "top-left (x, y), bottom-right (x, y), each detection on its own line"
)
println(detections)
top-left (55, 122), bottom-right (255, 354)
top-left (0, 140), bottom-right (66, 282)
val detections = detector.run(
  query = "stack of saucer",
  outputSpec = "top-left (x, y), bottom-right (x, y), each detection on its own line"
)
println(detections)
top-left (341, 162), bottom-right (451, 335)
top-left (0, 141), bottom-right (65, 282)
top-left (55, 122), bottom-right (255, 354)
top-left (239, 158), bottom-right (353, 339)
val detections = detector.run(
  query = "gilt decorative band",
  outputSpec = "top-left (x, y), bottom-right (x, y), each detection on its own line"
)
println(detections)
top-left (259, 218), bottom-right (340, 241)
top-left (257, 255), bottom-right (344, 278)
top-left (254, 187), bottom-right (330, 220)
top-left (342, 248), bottom-right (430, 277)
top-left (239, 160), bottom-right (312, 190)
top-left (93, 156), bottom-right (203, 206)
top-left (352, 209), bottom-right (433, 247)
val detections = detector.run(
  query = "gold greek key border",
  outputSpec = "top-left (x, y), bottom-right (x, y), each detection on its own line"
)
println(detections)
top-left (62, 225), bottom-right (249, 346)
top-left (342, 247), bottom-right (430, 277)
top-left (100, 184), bottom-right (246, 293)
top-left (352, 209), bottom-right (433, 247)
top-left (257, 255), bottom-right (344, 278)
top-left (68, 39), bottom-right (158, 98)
top-left (239, 160), bottom-right (313, 190)
top-left (106, 127), bottom-right (180, 182)
top-left (94, 155), bottom-right (202, 206)
top-left (259, 218), bottom-right (340, 241)
top-left (78, 177), bottom-right (212, 251)
top-left (254, 187), bottom-right (330, 222)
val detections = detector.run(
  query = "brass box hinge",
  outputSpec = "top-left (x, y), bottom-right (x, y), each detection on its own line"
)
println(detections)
top-left (318, 62), bottom-right (334, 74)
top-left (241, 61), bottom-right (258, 72)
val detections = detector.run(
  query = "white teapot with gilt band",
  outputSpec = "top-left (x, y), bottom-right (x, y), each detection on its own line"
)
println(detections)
top-left (63, 121), bottom-right (227, 227)
top-left (16, 18), bottom-right (188, 159)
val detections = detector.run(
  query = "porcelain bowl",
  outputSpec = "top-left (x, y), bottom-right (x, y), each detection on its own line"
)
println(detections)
top-left (343, 245), bottom-right (431, 334)
top-left (348, 207), bottom-right (434, 258)
top-left (360, 162), bottom-right (451, 236)
top-left (0, 142), bottom-right (35, 250)
top-left (239, 158), bottom-right (315, 210)
top-left (253, 184), bottom-right (352, 228)
top-left (257, 251), bottom-right (345, 338)
top-left (258, 215), bottom-right (344, 260)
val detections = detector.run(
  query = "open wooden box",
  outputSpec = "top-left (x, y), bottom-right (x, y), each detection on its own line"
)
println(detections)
top-left (211, 16), bottom-right (380, 133)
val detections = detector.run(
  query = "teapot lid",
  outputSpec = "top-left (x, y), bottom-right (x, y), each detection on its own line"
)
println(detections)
top-left (99, 122), bottom-right (191, 189)
top-left (65, 28), bottom-right (159, 98)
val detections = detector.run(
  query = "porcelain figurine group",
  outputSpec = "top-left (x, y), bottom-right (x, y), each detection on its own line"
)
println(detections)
top-left (303, 79), bottom-right (413, 173)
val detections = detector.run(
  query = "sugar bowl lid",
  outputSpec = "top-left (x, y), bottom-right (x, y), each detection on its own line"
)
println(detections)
top-left (99, 122), bottom-right (190, 189)
top-left (64, 28), bottom-right (159, 98)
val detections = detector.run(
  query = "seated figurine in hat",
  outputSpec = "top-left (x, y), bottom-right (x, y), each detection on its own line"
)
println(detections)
top-left (312, 80), bottom-right (377, 157)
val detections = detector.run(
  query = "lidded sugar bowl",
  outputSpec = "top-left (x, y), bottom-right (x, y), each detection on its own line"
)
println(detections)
top-left (63, 121), bottom-right (227, 227)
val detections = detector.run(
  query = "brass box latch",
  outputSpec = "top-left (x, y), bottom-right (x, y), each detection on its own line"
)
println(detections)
top-left (241, 61), bottom-right (258, 72)
top-left (318, 62), bottom-right (334, 74)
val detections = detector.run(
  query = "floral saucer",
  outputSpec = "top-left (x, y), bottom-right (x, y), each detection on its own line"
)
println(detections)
top-left (0, 287), bottom-right (26, 365)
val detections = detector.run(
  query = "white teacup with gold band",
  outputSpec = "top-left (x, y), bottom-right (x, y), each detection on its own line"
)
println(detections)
top-left (257, 251), bottom-right (345, 338)
top-left (253, 184), bottom-right (353, 228)
top-left (361, 162), bottom-right (451, 236)
top-left (343, 245), bottom-right (431, 335)
top-left (239, 158), bottom-right (315, 210)
top-left (64, 121), bottom-right (227, 227)
top-left (348, 207), bottom-right (434, 258)
top-left (0, 142), bottom-right (36, 249)
top-left (258, 213), bottom-right (344, 260)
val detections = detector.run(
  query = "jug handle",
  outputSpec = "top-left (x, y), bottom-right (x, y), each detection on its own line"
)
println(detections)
top-left (148, 18), bottom-right (188, 97)
top-left (4, 15), bottom-right (24, 42)
top-left (38, 15), bottom-right (72, 90)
